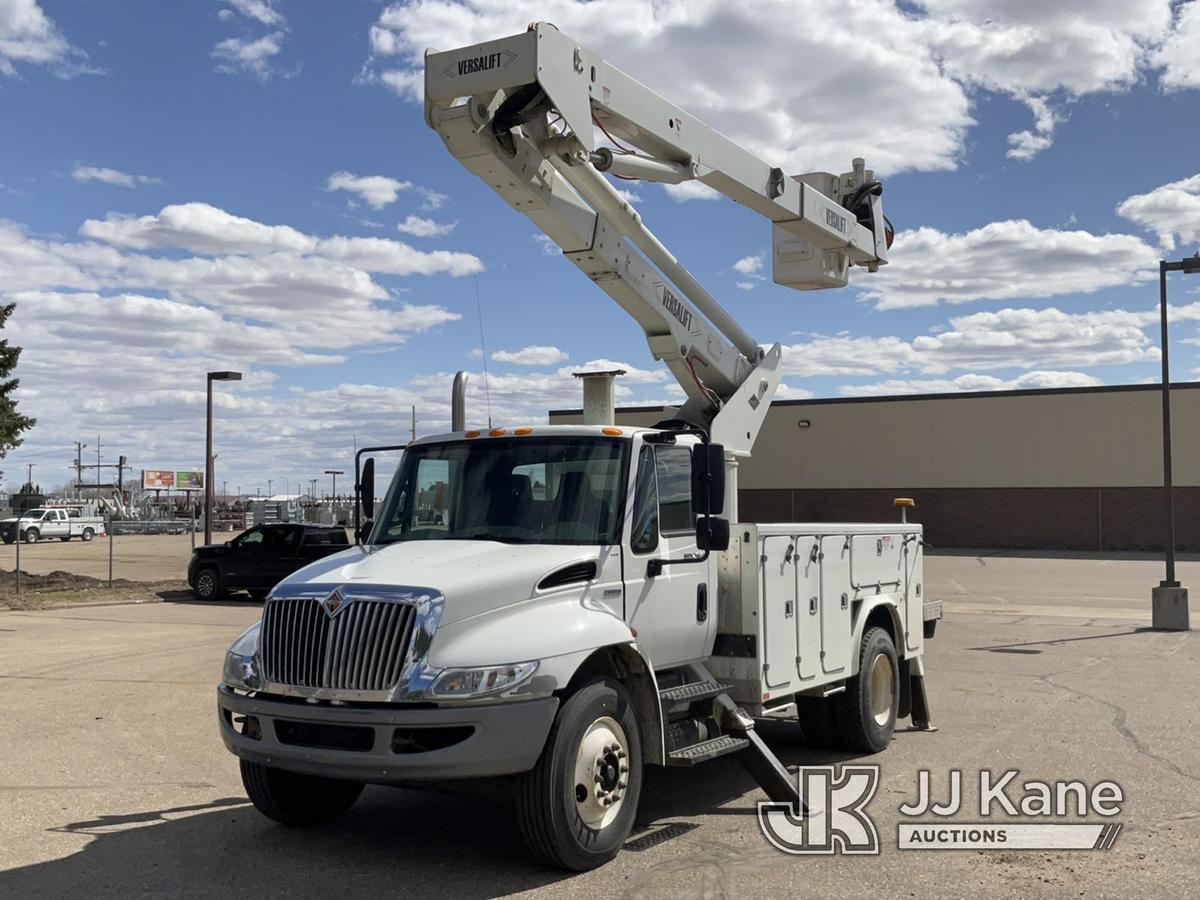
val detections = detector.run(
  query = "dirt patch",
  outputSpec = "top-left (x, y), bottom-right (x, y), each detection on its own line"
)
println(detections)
top-left (0, 569), bottom-right (188, 610)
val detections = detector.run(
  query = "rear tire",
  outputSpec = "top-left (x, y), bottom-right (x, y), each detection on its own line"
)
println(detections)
top-left (516, 677), bottom-right (643, 871)
top-left (81, 528), bottom-right (95, 542)
top-left (240, 761), bottom-right (363, 826)
top-left (59, 536), bottom-right (71, 542)
top-left (832, 627), bottom-right (899, 754)
top-left (795, 695), bottom-right (843, 748)
top-left (193, 567), bottom-right (225, 601)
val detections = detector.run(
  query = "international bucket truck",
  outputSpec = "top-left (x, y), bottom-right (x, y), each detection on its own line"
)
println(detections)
top-left (218, 23), bottom-right (938, 871)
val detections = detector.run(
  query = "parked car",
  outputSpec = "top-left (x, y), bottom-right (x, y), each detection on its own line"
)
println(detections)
top-left (188, 523), bottom-right (350, 601)
top-left (0, 508), bottom-right (106, 544)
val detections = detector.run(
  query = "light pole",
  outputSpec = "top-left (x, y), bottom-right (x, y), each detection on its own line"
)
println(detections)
top-left (1152, 254), bottom-right (1199, 631)
top-left (325, 469), bottom-right (344, 508)
top-left (205, 370), bottom-right (242, 545)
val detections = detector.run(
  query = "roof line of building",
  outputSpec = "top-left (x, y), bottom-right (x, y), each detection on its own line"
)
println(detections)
top-left (548, 380), bottom-right (1200, 416)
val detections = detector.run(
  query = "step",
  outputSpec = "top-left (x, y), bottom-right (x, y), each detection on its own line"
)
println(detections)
top-left (658, 680), bottom-right (732, 705)
top-left (667, 734), bottom-right (750, 766)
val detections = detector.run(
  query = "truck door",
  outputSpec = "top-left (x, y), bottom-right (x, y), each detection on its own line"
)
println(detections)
top-left (819, 534), bottom-right (852, 676)
top-left (44, 510), bottom-right (65, 538)
top-left (624, 443), bottom-right (712, 668)
top-left (795, 537), bottom-right (821, 682)
top-left (761, 534), bottom-right (798, 691)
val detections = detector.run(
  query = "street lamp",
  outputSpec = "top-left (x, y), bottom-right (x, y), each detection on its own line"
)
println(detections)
top-left (205, 370), bottom-right (242, 545)
top-left (1152, 254), bottom-right (1200, 631)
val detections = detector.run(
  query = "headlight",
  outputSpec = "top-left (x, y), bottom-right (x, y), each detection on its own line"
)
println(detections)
top-left (428, 661), bottom-right (538, 698)
top-left (222, 622), bottom-right (262, 691)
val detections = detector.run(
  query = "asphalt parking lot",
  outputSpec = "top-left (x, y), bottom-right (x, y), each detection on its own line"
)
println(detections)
top-left (1, 551), bottom-right (1198, 898)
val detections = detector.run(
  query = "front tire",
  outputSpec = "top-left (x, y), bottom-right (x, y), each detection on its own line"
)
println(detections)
top-left (22, 528), bottom-right (38, 544)
top-left (193, 567), bottom-right (225, 601)
top-left (240, 761), bottom-right (363, 826)
top-left (59, 536), bottom-right (71, 542)
top-left (516, 677), bottom-right (643, 871)
top-left (833, 627), bottom-right (899, 754)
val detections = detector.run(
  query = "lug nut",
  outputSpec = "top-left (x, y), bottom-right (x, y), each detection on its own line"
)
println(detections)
top-left (617, 749), bottom-right (626, 758)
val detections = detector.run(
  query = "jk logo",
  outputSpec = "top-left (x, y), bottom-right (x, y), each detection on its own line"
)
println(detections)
top-left (758, 766), bottom-right (880, 855)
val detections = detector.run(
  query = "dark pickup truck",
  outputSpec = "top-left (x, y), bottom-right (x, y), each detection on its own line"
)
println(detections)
top-left (187, 523), bottom-right (350, 601)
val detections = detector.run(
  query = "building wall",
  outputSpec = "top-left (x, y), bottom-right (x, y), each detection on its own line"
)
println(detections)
top-left (549, 383), bottom-right (1200, 551)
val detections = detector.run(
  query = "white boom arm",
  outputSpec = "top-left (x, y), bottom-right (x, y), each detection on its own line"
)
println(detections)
top-left (424, 23), bottom-right (890, 454)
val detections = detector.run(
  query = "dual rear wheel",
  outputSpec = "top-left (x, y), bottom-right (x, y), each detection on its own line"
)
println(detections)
top-left (797, 626), bottom-right (899, 754)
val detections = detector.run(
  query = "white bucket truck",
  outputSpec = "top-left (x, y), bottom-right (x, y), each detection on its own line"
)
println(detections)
top-left (218, 23), bottom-right (937, 871)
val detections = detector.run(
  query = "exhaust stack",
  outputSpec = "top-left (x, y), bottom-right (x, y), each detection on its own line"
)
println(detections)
top-left (451, 371), bottom-right (469, 431)
top-left (573, 369), bottom-right (626, 426)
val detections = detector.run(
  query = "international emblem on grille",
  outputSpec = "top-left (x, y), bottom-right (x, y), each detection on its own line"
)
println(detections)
top-left (322, 587), bottom-right (346, 617)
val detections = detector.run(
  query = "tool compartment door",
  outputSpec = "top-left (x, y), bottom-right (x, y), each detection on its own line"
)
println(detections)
top-left (795, 537), bottom-right (821, 682)
top-left (819, 535), bottom-right (851, 676)
top-left (760, 534), bottom-right (798, 691)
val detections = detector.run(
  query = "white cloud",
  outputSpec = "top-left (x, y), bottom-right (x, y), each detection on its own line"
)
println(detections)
top-left (396, 215), bottom-right (456, 238)
top-left (663, 182), bottom-right (722, 203)
top-left (1152, 1), bottom-right (1200, 91)
top-left (862, 219), bottom-right (1160, 309)
top-left (326, 172), bottom-right (412, 209)
top-left (783, 306), bottom-right (1159, 378)
top-left (0, 0), bottom-right (96, 77)
top-left (533, 234), bottom-right (559, 256)
top-left (839, 371), bottom-right (1103, 397)
top-left (364, 0), bottom-right (974, 176)
top-left (1005, 97), bottom-right (1059, 162)
top-left (71, 166), bottom-right (161, 189)
top-left (224, 0), bottom-right (284, 27)
top-left (733, 254), bottom-right (764, 275)
top-left (735, 281), bottom-right (757, 291)
top-left (1116, 173), bottom-right (1200, 253)
top-left (491, 345), bottom-right (569, 366)
top-left (212, 31), bottom-right (287, 79)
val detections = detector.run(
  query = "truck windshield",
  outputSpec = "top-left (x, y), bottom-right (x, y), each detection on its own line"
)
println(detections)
top-left (371, 437), bottom-right (628, 546)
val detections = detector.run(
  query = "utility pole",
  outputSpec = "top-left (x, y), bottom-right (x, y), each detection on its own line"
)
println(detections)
top-left (25, 462), bottom-right (34, 488)
top-left (412, 406), bottom-right (417, 443)
top-left (96, 436), bottom-right (101, 492)
top-left (325, 470), bottom-right (344, 505)
top-left (268, 479), bottom-right (273, 499)
top-left (74, 441), bottom-right (87, 497)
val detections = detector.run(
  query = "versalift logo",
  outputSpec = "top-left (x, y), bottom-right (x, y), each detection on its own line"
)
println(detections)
top-left (445, 50), bottom-right (516, 78)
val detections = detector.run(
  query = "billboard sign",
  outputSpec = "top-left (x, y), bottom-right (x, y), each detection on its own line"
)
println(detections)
top-left (176, 470), bottom-right (204, 491)
top-left (143, 469), bottom-right (175, 490)
top-left (142, 469), bottom-right (205, 490)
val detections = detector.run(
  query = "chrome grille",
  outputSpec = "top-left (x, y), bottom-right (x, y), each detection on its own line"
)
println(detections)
top-left (260, 597), bottom-right (416, 692)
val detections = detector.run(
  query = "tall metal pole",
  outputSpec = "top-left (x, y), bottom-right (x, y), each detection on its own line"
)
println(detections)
top-left (205, 375), bottom-right (214, 545)
top-left (1152, 258), bottom-right (1190, 631)
top-left (1159, 260), bottom-right (1177, 587)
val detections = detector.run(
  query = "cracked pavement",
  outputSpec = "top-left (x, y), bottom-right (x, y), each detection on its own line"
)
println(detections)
top-left (0, 551), bottom-right (1197, 898)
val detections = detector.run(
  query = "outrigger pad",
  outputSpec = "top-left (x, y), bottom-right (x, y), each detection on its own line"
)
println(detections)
top-left (907, 656), bottom-right (938, 733)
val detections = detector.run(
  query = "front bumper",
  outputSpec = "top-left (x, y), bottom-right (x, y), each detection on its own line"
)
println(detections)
top-left (217, 685), bottom-right (558, 782)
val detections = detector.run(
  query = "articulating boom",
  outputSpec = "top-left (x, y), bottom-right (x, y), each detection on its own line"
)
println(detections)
top-left (424, 22), bottom-right (890, 454)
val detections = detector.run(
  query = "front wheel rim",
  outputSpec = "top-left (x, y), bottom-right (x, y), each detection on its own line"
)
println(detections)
top-left (197, 573), bottom-right (214, 597)
top-left (573, 715), bottom-right (630, 830)
top-left (867, 652), bottom-right (894, 727)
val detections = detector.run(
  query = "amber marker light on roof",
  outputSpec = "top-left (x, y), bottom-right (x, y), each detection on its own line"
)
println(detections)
top-left (514, 427), bottom-right (533, 435)
top-left (465, 431), bottom-right (481, 438)
top-left (489, 428), bottom-right (507, 437)
top-left (601, 427), bottom-right (623, 436)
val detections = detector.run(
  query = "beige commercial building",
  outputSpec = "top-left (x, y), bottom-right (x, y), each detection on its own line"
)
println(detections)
top-left (551, 383), bottom-right (1200, 550)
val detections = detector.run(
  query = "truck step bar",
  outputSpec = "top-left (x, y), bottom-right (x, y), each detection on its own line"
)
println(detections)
top-left (658, 680), bottom-right (732, 705)
top-left (667, 734), bottom-right (750, 766)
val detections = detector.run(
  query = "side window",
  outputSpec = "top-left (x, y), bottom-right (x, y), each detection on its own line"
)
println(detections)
top-left (630, 448), bottom-right (659, 554)
top-left (238, 528), bottom-right (264, 546)
top-left (655, 446), bottom-right (694, 534)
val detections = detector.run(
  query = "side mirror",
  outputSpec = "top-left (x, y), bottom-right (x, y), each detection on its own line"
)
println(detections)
top-left (691, 443), bottom-right (726, 516)
top-left (359, 458), bottom-right (375, 521)
top-left (695, 515), bottom-right (730, 552)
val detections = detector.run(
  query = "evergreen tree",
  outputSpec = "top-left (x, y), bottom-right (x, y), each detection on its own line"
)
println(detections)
top-left (0, 303), bottom-right (35, 473)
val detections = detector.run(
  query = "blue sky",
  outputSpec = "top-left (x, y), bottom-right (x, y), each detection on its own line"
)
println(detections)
top-left (1, 0), bottom-right (1200, 493)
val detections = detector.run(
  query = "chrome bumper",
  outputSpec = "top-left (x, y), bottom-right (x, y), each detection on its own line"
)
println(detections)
top-left (218, 685), bottom-right (558, 782)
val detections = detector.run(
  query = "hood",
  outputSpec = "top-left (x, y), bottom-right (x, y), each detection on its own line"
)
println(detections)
top-left (274, 540), bottom-right (604, 628)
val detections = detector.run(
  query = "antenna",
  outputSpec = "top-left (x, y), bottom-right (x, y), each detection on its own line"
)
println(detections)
top-left (474, 274), bottom-right (493, 428)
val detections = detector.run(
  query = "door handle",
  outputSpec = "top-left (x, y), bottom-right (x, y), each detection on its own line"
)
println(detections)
top-left (696, 583), bottom-right (708, 623)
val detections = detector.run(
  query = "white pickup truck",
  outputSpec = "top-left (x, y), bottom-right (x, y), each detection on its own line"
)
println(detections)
top-left (0, 508), bottom-right (106, 544)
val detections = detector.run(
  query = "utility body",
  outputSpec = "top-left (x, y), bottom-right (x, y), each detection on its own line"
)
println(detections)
top-left (217, 23), bottom-right (936, 871)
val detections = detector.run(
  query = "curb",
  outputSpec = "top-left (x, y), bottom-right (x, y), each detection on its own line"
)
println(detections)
top-left (0, 593), bottom-right (177, 613)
